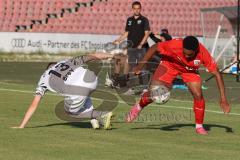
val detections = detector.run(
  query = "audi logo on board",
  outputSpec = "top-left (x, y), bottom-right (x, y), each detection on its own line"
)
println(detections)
top-left (11, 38), bottom-right (26, 48)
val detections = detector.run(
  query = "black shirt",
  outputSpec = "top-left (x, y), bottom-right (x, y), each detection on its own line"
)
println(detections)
top-left (125, 15), bottom-right (150, 48)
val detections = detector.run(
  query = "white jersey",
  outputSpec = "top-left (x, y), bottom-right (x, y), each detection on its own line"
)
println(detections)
top-left (36, 56), bottom-right (98, 113)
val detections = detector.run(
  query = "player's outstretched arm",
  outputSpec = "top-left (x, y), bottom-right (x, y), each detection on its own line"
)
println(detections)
top-left (134, 43), bottom-right (158, 74)
top-left (149, 32), bottom-right (161, 43)
top-left (113, 31), bottom-right (129, 44)
top-left (87, 52), bottom-right (115, 60)
top-left (211, 70), bottom-right (231, 113)
top-left (70, 53), bottom-right (115, 66)
top-left (11, 95), bottom-right (42, 129)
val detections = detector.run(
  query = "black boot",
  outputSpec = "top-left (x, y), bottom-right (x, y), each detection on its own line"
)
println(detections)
top-left (112, 73), bottom-right (120, 88)
top-left (118, 75), bottom-right (127, 87)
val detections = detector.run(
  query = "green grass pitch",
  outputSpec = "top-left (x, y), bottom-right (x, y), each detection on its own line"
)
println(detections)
top-left (0, 62), bottom-right (240, 160)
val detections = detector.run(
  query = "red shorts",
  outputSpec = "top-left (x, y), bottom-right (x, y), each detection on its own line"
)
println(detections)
top-left (152, 63), bottom-right (201, 86)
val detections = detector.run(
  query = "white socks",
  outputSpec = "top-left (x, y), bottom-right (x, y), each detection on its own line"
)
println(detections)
top-left (196, 124), bottom-right (203, 129)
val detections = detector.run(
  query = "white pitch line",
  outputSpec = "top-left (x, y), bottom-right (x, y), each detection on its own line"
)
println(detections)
top-left (0, 88), bottom-right (34, 94)
top-left (1, 81), bottom-right (238, 103)
top-left (0, 87), bottom-right (240, 116)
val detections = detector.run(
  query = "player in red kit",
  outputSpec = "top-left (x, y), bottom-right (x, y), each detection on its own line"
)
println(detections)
top-left (126, 36), bottom-right (230, 135)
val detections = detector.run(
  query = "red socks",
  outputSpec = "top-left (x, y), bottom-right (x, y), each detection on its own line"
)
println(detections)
top-left (138, 90), bottom-right (205, 125)
top-left (193, 98), bottom-right (205, 124)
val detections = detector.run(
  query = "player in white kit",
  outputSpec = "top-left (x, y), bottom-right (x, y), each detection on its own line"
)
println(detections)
top-left (12, 53), bottom-right (114, 129)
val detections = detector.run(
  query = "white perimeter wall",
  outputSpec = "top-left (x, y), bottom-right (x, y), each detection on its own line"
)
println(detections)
top-left (0, 32), bottom-right (118, 53)
top-left (0, 32), bottom-right (234, 57)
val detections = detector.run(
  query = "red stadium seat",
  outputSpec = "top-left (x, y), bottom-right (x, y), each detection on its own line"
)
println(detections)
top-left (0, 0), bottom-right (236, 34)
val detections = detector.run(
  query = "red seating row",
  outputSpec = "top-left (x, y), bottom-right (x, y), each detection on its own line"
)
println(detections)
top-left (0, 0), bottom-right (237, 36)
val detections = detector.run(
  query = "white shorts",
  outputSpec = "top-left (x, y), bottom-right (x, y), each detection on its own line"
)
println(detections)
top-left (64, 96), bottom-right (94, 114)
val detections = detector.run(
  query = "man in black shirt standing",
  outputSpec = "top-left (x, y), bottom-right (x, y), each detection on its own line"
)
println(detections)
top-left (113, 1), bottom-right (150, 86)
top-left (114, 1), bottom-right (150, 50)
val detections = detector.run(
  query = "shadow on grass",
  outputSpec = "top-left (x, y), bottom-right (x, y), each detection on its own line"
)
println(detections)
top-left (131, 123), bottom-right (234, 133)
top-left (29, 122), bottom-right (92, 128)
top-left (29, 122), bottom-right (117, 130)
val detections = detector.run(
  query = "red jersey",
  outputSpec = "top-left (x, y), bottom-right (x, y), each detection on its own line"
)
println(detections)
top-left (157, 39), bottom-right (217, 73)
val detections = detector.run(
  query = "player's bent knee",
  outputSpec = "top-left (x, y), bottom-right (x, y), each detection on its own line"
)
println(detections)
top-left (193, 93), bottom-right (203, 100)
top-left (150, 85), bottom-right (170, 104)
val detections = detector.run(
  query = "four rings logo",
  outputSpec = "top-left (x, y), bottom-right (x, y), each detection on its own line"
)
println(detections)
top-left (11, 38), bottom-right (26, 48)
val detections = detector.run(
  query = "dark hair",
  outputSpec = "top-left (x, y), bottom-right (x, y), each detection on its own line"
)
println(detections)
top-left (132, 1), bottom-right (141, 8)
top-left (161, 28), bottom-right (169, 34)
top-left (183, 36), bottom-right (199, 51)
top-left (160, 33), bottom-right (172, 41)
top-left (46, 62), bottom-right (57, 70)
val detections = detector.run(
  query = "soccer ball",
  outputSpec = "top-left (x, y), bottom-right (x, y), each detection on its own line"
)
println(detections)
top-left (151, 85), bottom-right (170, 104)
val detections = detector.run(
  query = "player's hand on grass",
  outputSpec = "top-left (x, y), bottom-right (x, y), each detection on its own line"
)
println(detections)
top-left (11, 126), bottom-right (24, 129)
top-left (220, 99), bottom-right (231, 113)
